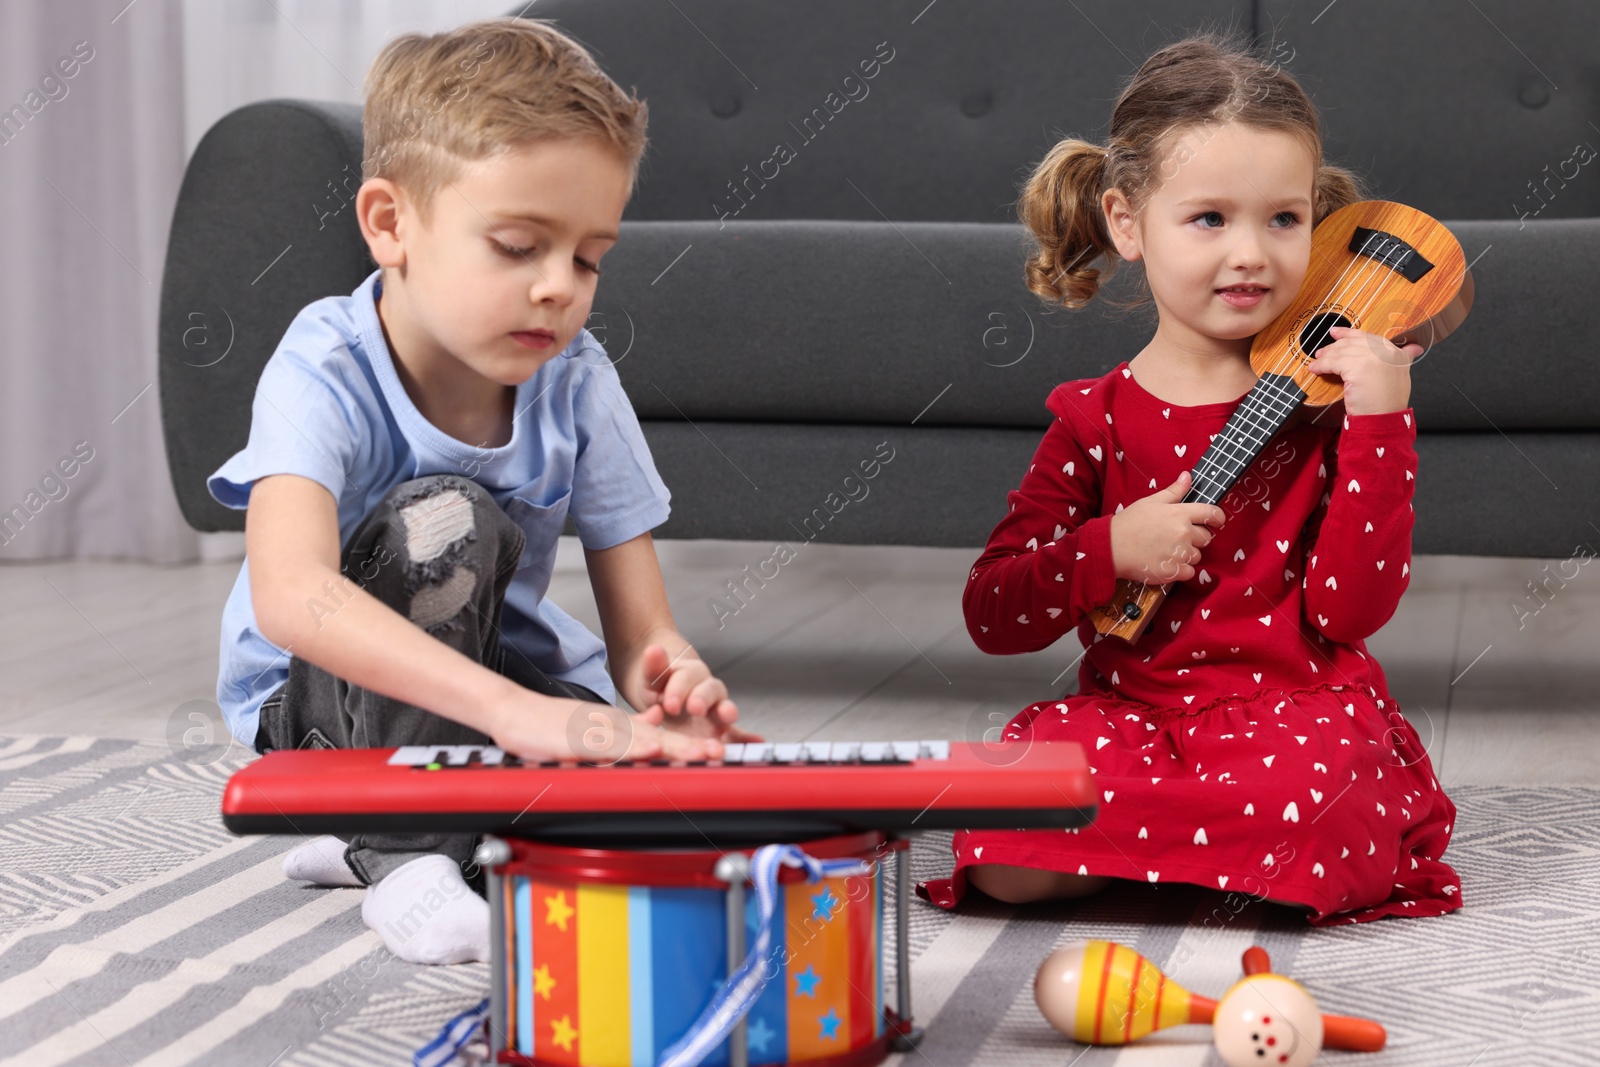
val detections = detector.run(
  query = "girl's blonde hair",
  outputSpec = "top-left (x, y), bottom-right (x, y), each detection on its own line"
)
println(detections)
top-left (1018, 32), bottom-right (1363, 311)
top-left (361, 16), bottom-right (649, 226)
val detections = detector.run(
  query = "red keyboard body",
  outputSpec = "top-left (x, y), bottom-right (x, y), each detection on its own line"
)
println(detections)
top-left (221, 739), bottom-right (1095, 845)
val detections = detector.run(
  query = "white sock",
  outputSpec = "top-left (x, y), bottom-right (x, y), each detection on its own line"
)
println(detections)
top-left (361, 854), bottom-right (489, 965)
top-left (282, 835), bottom-right (362, 887)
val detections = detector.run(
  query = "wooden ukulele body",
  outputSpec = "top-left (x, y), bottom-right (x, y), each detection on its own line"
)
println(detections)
top-left (1088, 200), bottom-right (1473, 642)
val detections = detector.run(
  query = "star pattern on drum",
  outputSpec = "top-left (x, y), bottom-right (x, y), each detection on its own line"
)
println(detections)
top-left (550, 1014), bottom-right (577, 1052)
top-left (794, 964), bottom-right (821, 997)
top-left (818, 1007), bottom-right (843, 1040)
top-left (533, 963), bottom-right (555, 1000)
top-left (747, 1017), bottom-right (776, 1055)
top-left (543, 889), bottom-right (574, 932)
top-left (811, 887), bottom-right (840, 922)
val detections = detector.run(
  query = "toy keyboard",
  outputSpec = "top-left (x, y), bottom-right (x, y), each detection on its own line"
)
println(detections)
top-left (221, 739), bottom-right (1095, 844)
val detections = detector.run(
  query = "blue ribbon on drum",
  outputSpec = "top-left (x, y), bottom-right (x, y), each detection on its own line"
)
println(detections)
top-left (658, 843), bottom-right (874, 1067)
top-left (415, 996), bottom-right (489, 1067)
top-left (414, 843), bottom-right (873, 1067)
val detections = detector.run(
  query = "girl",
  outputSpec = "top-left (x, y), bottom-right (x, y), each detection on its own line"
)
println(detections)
top-left (919, 34), bottom-right (1462, 925)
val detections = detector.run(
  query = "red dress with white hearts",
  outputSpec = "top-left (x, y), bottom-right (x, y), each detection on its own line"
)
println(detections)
top-left (918, 362), bottom-right (1462, 925)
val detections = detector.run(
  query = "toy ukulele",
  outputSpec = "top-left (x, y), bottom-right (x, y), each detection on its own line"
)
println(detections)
top-left (1089, 200), bottom-right (1474, 642)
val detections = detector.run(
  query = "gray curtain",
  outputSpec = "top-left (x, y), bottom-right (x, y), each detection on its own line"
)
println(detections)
top-left (0, 0), bottom-right (193, 563)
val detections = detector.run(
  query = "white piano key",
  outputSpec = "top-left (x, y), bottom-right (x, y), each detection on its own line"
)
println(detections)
top-left (741, 743), bottom-right (774, 764)
top-left (722, 743), bottom-right (746, 764)
top-left (829, 741), bottom-right (862, 763)
top-left (773, 743), bottom-right (803, 763)
top-left (858, 742), bottom-right (892, 762)
top-left (444, 745), bottom-right (478, 766)
top-left (801, 741), bottom-right (832, 763)
top-left (388, 746), bottom-right (436, 766)
top-left (921, 740), bottom-right (952, 761)
top-left (481, 747), bottom-right (506, 766)
top-left (891, 741), bottom-right (921, 763)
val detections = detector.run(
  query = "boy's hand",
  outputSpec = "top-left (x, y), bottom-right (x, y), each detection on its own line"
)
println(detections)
top-left (1109, 470), bottom-right (1227, 585)
top-left (583, 534), bottom-right (760, 746)
top-left (489, 688), bottom-right (725, 763)
top-left (1306, 326), bottom-right (1422, 416)
top-left (635, 644), bottom-right (763, 743)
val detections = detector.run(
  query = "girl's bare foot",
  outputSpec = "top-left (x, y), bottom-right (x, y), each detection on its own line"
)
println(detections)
top-left (968, 863), bottom-right (1113, 904)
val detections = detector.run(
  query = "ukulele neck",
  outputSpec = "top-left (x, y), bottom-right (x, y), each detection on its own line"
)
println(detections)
top-left (1184, 372), bottom-right (1307, 506)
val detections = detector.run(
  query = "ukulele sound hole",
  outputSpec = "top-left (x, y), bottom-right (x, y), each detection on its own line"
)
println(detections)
top-left (1298, 312), bottom-right (1351, 356)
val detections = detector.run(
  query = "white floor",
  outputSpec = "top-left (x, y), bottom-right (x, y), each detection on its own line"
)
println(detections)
top-left (1, 539), bottom-right (1595, 784)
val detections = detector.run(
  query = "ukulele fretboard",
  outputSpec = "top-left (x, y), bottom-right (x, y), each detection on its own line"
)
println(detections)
top-left (1187, 372), bottom-right (1308, 506)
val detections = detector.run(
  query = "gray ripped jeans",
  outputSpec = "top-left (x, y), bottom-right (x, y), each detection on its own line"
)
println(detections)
top-left (252, 474), bottom-right (607, 887)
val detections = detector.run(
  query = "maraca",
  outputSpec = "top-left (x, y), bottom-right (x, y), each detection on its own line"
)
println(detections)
top-left (1034, 940), bottom-right (1207, 1043)
top-left (1034, 940), bottom-right (1386, 1055)
top-left (1211, 946), bottom-right (1383, 1067)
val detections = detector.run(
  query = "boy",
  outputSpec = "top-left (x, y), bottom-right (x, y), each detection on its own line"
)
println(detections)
top-left (209, 17), bottom-right (746, 965)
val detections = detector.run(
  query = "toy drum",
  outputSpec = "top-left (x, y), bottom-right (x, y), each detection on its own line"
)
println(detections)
top-left (478, 831), bottom-right (914, 1067)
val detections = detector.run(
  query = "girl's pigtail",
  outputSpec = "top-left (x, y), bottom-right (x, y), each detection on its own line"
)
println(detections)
top-left (1313, 161), bottom-right (1365, 224)
top-left (1018, 139), bottom-right (1117, 310)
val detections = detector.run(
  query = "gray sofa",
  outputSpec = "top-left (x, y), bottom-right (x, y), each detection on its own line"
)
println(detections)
top-left (159, 0), bottom-right (1600, 557)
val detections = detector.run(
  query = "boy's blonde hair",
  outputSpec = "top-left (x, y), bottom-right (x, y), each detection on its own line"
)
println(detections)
top-left (361, 16), bottom-right (648, 225)
top-left (1017, 31), bottom-right (1363, 311)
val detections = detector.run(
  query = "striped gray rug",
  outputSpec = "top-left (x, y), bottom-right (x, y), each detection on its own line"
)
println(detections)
top-left (2, 735), bottom-right (1597, 1066)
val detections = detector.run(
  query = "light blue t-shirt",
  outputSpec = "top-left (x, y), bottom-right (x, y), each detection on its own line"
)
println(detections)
top-left (209, 268), bottom-right (671, 746)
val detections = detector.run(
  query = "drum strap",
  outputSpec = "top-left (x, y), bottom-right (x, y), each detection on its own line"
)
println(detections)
top-left (414, 995), bottom-right (489, 1067)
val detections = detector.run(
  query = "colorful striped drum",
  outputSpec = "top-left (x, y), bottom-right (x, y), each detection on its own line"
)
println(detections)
top-left (482, 831), bottom-right (906, 1067)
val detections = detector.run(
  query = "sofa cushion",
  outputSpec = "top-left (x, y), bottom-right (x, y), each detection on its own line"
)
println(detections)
top-left (528, 0), bottom-right (1254, 223)
top-left (1258, 0), bottom-right (1600, 221)
top-left (601, 217), bottom-right (1600, 433)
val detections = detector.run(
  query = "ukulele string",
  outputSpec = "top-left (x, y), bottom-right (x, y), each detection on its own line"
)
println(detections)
top-left (1244, 228), bottom-right (1396, 456)
top-left (1192, 228), bottom-right (1391, 500)
top-left (1121, 225), bottom-right (1401, 606)
top-left (1195, 229), bottom-right (1385, 493)
top-left (1255, 226), bottom-right (1389, 414)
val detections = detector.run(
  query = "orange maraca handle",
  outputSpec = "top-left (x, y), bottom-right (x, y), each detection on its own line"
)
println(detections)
top-left (1235, 947), bottom-right (1386, 1051)
top-left (1322, 1013), bottom-right (1387, 1052)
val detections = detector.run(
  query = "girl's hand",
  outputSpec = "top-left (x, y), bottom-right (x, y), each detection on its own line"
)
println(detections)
top-left (1306, 326), bottom-right (1422, 416)
top-left (1109, 470), bottom-right (1227, 585)
top-left (634, 644), bottom-right (762, 744)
